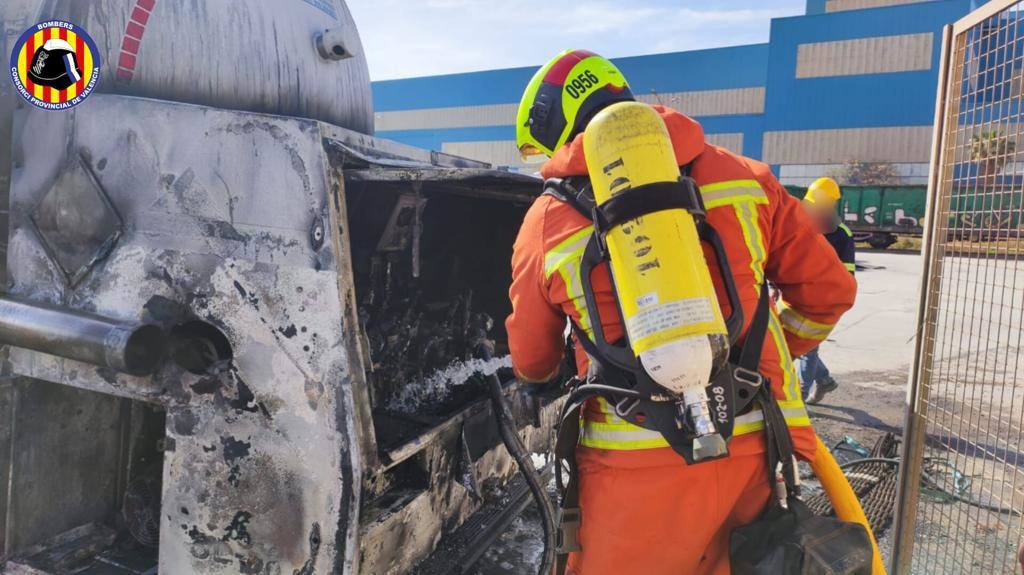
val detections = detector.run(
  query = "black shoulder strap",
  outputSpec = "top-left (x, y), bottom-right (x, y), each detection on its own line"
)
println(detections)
top-left (762, 381), bottom-right (798, 499)
top-left (543, 162), bottom-right (692, 214)
top-left (735, 284), bottom-right (772, 373)
top-left (745, 283), bottom-right (798, 498)
top-left (592, 178), bottom-right (704, 236)
top-left (543, 177), bottom-right (595, 219)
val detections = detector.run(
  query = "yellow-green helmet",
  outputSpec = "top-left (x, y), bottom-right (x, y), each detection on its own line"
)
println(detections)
top-left (516, 49), bottom-right (633, 159)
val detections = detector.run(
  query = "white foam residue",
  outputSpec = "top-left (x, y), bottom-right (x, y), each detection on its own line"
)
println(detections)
top-left (530, 452), bottom-right (549, 471)
top-left (386, 355), bottom-right (512, 413)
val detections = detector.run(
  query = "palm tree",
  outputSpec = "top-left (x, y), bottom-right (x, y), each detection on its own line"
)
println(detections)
top-left (970, 130), bottom-right (1015, 179)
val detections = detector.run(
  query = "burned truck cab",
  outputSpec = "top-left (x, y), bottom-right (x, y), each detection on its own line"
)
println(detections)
top-left (0, 2), bottom-right (562, 573)
top-left (0, 94), bottom-right (562, 575)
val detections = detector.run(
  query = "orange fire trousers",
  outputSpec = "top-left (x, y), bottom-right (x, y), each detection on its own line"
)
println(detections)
top-left (565, 434), bottom-right (772, 575)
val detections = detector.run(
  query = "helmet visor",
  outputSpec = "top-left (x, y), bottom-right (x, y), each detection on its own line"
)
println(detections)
top-left (518, 143), bottom-right (548, 163)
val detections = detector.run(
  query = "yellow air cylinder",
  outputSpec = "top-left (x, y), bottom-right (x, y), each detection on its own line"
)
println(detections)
top-left (583, 101), bottom-right (729, 398)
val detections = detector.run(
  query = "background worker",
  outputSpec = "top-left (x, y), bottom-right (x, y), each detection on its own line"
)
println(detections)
top-left (506, 49), bottom-right (857, 574)
top-left (799, 177), bottom-right (857, 405)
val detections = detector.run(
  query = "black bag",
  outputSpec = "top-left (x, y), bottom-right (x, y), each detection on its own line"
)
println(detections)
top-left (729, 382), bottom-right (874, 575)
top-left (730, 497), bottom-right (874, 574)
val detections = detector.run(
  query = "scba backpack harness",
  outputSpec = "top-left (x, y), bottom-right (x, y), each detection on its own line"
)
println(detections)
top-left (544, 173), bottom-right (874, 575)
top-left (544, 170), bottom-right (770, 550)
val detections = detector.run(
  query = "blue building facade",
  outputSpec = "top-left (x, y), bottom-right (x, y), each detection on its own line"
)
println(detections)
top-left (372, 0), bottom-right (981, 185)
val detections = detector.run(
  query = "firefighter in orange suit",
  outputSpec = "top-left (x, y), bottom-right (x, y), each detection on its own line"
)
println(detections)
top-left (506, 49), bottom-right (857, 574)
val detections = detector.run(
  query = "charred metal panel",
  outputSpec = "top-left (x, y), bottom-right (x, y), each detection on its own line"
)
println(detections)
top-left (3, 91), bottom-right (557, 574)
top-left (6, 94), bottom-right (363, 573)
top-left (0, 0), bottom-right (43, 287)
top-left (0, 375), bottom-right (12, 555)
top-left (4, 378), bottom-right (127, 554)
top-left (30, 154), bottom-right (123, 286)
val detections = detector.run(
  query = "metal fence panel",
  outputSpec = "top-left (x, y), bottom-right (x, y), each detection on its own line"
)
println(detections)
top-left (894, 1), bottom-right (1024, 573)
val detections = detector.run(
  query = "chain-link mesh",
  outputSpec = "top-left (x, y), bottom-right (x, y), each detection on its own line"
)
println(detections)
top-left (896, 3), bottom-right (1024, 573)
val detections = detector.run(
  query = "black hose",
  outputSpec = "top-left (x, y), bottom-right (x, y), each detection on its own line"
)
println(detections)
top-left (485, 369), bottom-right (557, 575)
top-left (836, 457), bottom-right (1023, 516)
top-left (571, 383), bottom-right (644, 398)
top-left (837, 457), bottom-right (901, 470)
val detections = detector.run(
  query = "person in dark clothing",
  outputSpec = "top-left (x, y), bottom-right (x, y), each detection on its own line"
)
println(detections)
top-left (800, 177), bottom-right (857, 405)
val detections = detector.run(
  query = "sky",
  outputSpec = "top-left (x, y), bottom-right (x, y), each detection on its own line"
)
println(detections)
top-left (347, 0), bottom-right (805, 81)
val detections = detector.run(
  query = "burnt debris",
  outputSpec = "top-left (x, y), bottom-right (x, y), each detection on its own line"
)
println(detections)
top-left (360, 255), bottom-right (500, 413)
top-left (346, 184), bottom-right (526, 424)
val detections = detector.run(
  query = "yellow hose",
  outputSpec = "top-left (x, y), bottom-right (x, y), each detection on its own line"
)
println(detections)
top-left (809, 435), bottom-right (886, 575)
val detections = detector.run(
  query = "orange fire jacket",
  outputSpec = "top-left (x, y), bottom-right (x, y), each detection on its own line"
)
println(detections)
top-left (505, 106), bottom-right (856, 462)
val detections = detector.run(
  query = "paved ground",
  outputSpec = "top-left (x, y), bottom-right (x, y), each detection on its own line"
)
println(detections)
top-left (473, 251), bottom-right (926, 574)
top-left (807, 251), bottom-right (921, 457)
top-left (823, 251), bottom-right (921, 378)
top-left (802, 252), bottom-right (922, 570)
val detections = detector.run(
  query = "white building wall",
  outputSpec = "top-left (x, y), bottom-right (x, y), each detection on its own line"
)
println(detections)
top-left (375, 87), bottom-right (765, 132)
top-left (704, 133), bottom-right (745, 154)
top-left (635, 87), bottom-right (765, 116)
top-left (825, 0), bottom-right (934, 12)
top-left (796, 32), bottom-right (933, 78)
top-left (441, 132), bottom-right (745, 169)
top-left (778, 163), bottom-right (930, 187)
top-left (762, 126), bottom-right (933, 165)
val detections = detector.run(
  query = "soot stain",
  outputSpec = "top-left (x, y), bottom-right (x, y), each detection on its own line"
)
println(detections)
top-left (95, 367), bottom-right (118, 385)
top-left (221, 435), bottom-right (252, 487)
top-left (191, 377), bottom-right (221, 395)
top-left (229, 376), bottom-right (260, 413)
top-left (173, 409), bottom-right (200, 436)
top-left (221, 436), bottom-right (252, 463)
top-left (294, 523), bottom-right (321, 575)
top-left (223, 511), bottom-right (253, 546)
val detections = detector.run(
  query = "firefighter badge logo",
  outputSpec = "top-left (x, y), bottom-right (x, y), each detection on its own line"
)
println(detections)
top-left (9, 20), bottom-right (101, 110)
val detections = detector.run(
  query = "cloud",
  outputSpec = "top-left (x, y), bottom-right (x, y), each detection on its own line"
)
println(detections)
top-left (347, 0), bottom-right (803, 80)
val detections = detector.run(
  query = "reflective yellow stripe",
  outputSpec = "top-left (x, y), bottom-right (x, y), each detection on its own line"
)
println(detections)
top-left (580, 399), bottom-right (809, 450)
top-left (734, 201), bottom-right (766, 285)
top-left (732, 197), bottom-right (803, 404)
top-left (768, 311), bottom-right (803, 403)
top-left (845, 262), bottom-right (857, 273)
top-left (544, 227), bottom-right (592, 278)
top-left (543, 227), bottom-right (594, 333)
top-left (594, 396), bottom-right (620, 421)
top-left (778, 304), bottom-right (836, 341)
top-left (779, 398), bottom-right (812, 427)
top-left (580, 420), bottom-right (668, 449)
top-left (701, 179), bottom-right (769, 210)
top-left (733, 407), bottom-right (767, 435)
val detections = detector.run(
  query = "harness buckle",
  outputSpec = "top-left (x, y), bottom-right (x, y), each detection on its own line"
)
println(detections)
top-left (590, 208), bottom-right (610, 257)
top-left (733, 366), bottom-right (764, 388)
top-left (732, 367), bottom-right (765, 414)
top-left (556, 507), bottom-right (582, 554)
top-left (680, 176), bottom-right (707, 218)
top-left (614, 395), bottom-right (641, 418)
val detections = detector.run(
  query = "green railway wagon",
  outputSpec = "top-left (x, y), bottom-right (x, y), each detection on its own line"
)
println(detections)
top-left (787, 184), bottom-right (1024, 248)
top-left (946, 187), bottom-right (1024, 241)
top-left (786, 185), bottom-right (927, 249)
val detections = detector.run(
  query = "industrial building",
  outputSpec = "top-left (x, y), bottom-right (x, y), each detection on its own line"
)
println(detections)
top-left (372, 0), bottom-right (983, 186)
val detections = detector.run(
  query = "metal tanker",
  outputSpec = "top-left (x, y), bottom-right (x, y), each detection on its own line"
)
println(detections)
top-left (35, 0), bottom-right (372, 132)
top-left (0, 2), bottom-right (561, 574)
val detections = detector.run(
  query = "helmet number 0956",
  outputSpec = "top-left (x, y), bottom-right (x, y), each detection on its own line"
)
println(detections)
top-left (566, 70), bottom-right (601, 100)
